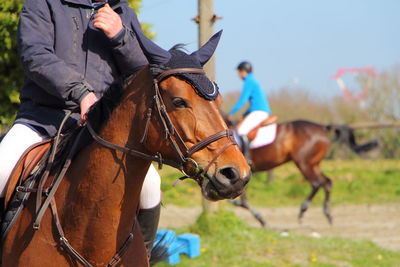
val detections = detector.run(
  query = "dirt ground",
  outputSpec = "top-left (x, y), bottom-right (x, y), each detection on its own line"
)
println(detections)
top-left (159, 203), bottom-right (400, 251)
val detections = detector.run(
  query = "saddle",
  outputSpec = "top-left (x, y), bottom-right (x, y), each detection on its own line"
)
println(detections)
top-left (1, 126), bottom-right (84, 241)
top-left (247, 115), bottom-right (278, 141)
top-left (4, 139), bottom-right (52, 208)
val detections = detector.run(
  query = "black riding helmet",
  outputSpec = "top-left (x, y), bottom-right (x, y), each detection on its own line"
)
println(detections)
top-left (237, 61), bottom-right (253, 73)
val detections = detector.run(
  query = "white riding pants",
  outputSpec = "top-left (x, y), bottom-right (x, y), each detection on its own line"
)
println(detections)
top-left (0, 123), bottom-right (161, 209)
top-left (0, 124), bottom-right (44, 197)
top-left (237, 111), bottom-right (269, 136)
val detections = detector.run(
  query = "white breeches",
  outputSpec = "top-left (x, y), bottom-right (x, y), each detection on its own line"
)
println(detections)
top-left (0, 123), bottom-right (44, 197)
top-left (237, 111), bottom-right (269, 136)
top-left (0, 123), bottom-right (161, 208)
top-left (140, 164), bottom-right (161, 209)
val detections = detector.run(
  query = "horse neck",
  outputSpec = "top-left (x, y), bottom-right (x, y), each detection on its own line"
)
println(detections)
top-left (61, 68), bottom-right (154, 253)
top-left (92, 68), bottom-right (153, 195)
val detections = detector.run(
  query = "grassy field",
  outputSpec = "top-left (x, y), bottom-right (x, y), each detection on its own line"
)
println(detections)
top-left (156, 210), bottom-right (400, 267)
top-left (159, 159), bottom-right (400, 207)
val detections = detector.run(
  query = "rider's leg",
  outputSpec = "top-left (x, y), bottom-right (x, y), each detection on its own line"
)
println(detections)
top-left (237, 111), bottom-right (269, 161)
top-left (0, 123), bottom-right (45, 198)
top-left (237, 111), bottom-right (269, 136)
top-left (138, 164), bottom-right (161, 258)
top-left (240, 135), bottom-right (251, 159)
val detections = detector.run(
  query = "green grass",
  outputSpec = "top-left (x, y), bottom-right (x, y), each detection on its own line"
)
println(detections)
top-left (159, 159), bottom-right (400, 207)
top-left (156, 210), bottom-right (400, 267)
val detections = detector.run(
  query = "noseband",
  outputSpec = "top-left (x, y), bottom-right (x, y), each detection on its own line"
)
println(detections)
top-left (87, 67), bottom-right (237, 181)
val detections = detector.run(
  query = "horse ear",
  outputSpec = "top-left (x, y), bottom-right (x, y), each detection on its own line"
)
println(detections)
top-left (137, 35), bottom-right (171, 64)
top-left (191, 30), bottom-right (223, 66)
top-left (129, 15), bottom-right (171, 64)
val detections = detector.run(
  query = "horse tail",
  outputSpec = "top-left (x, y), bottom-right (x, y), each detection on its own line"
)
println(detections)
top-left (149, 232), bottom-right (177, 266)
top-left (149, 242), bottom-right (169, 266)
top-left (325, 124), bottom-right (379, 154)
top-left (149, 230), bottom-right (193, 266)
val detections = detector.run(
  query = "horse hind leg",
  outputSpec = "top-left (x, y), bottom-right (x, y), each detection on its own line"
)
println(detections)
top-left (322, 174), bottom-right (333, 224)
top-left (297, 164), bottom-right (322, 223)
top-left (298, 183), bottom-right (320, 223)
top-left (299, 164), bottom-right (333, 225)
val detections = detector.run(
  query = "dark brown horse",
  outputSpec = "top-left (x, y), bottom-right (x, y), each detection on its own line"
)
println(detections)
top-left (228, 119), bottom-right (377, 225)
top-left (2, 41), bottom-right (250, 266)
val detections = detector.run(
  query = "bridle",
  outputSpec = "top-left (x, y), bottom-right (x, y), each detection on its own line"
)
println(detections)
top-left (27, 67), bottom-right (238, 267)
top-left (87, 67), bottom-right (237, 182)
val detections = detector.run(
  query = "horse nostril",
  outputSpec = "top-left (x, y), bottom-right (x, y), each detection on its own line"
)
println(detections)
top-left (218, 167), bottom-right (240, 182)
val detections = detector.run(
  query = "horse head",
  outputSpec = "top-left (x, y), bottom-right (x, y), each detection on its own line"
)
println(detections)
top-left (140, 31), bottom-right (251, 200)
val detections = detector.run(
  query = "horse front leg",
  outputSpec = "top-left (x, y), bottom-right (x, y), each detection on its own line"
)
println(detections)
top-left (230, 191), bottom-right (266, 227)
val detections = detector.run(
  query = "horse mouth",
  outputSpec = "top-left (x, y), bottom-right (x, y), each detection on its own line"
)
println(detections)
top-left (201, 179), bottom-right (224, 201)
top-left (200, 176), bottom-right (245, 201)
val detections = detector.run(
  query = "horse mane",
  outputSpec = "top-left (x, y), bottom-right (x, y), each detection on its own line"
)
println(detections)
top-left (86, 66), bottom-right (152, 132)
top-left (86, 81), bottom-right (124, 132)
top-left (148, 43), bottom-right (188, 75)
top-left (84, 45), bottom-right (189, 131)
top-left (169, 43), bottom-right (188, 52)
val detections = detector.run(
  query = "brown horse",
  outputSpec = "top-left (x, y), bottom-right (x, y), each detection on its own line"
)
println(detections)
top-left (2, 42), bottom-right (250, 266)
top-left (228, 119), bottom-right (378, 225)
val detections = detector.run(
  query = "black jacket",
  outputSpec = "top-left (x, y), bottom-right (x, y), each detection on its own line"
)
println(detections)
top-left (16, 0), bottom-right (148, 136)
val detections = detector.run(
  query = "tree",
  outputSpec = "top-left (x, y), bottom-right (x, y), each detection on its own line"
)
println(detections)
top-left (0, 0), bottom-right (24, 129)
top-left (365, 65), bottom-right (400, 122)
top-left (0, 0), bottom-right (153, 131)
top-left (127, 0), bottom-right (156, 39)
top-left (364, 65), bottom-right (400, 158)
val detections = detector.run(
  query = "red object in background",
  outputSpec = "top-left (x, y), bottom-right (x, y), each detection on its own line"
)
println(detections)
top-left (331, 67), bottom-right (377, 103)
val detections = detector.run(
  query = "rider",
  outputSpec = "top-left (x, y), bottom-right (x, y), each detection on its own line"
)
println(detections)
top-left (0, 0), bottom-right (160, 256)
top-left (228, 61), bottom-right (272, 159)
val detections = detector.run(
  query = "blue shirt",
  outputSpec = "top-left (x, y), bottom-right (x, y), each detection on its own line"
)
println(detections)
top-left (229, 73), bottom-right (271, 116)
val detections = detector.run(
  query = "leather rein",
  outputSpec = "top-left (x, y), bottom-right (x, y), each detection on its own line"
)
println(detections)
top-left (87, 67), bottom-right (237, 181)
top-left (30, 67), bottom-right (236, 267)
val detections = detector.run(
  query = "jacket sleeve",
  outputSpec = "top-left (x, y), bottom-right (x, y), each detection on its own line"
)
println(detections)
top-left (109, 6), bottom-right (148, 76)
top-left (18, 0), bottom-right (92, 104)
top-left (229, 81), bottom-right (252, 116)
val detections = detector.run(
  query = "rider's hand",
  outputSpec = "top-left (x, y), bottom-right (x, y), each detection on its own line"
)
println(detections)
top-left (93, 4), bottom-right (123, 38)
top-left (227, 115), bottom-right (234, 123)
top-left (80, 92), bottom-right (99, 124)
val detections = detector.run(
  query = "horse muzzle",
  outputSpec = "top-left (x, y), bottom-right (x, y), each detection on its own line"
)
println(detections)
top-left (200, 166), bottom-right (251, 201)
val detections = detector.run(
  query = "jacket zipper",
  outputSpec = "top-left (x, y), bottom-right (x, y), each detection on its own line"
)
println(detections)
top-left (72, 16), bottom-right (79, 30)
top-left (72, 17), bottom-right (79, 58)
top-left (84, 8), bottom-right (95, 79)
top-left (86, 8), bottom-right (95, 19)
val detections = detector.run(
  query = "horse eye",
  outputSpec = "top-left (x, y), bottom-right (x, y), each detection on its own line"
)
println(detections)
top-left (172, 97), bottom-right (189, 108)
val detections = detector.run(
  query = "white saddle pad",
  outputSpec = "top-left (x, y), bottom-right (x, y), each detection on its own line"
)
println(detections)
top-left (249, 123), bottom-right (277, 149)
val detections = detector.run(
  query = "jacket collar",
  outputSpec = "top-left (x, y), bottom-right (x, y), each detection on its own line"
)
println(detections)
top-left (62, 0), bottom-right (94, 8)
top-left (62, 0), bottom-right (123, 9)
top-left (244, 73), bottom-right (254, 81)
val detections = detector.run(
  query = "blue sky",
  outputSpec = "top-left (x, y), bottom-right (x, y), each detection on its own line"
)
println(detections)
top-left (140, 0), bottom-right (400, 98)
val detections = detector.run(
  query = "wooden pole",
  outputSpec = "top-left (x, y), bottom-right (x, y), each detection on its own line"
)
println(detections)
top-left (266, 170), bottom-right (274, 185)
top-left (196, 0), bottom-right (220, 213)
top-left (349, 122), bottom-right (400, 129)
top-left (198, 0), bottom-right (216, 81)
